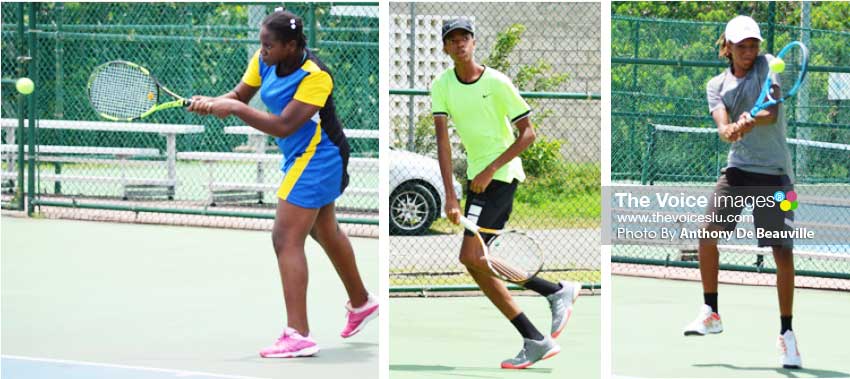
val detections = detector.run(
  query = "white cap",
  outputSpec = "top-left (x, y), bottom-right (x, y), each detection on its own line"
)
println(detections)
top-left (725, 15), bottom-right (763, 44)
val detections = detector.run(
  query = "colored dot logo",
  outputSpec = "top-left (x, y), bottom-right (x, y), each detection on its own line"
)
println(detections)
top-left (774, 190), bottom-right (798, 212)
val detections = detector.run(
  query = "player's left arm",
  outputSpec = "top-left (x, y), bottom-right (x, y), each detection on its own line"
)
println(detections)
top-left (742, 65), bottom-right (782, 131)
top-left (469, 78), bottom-right (535, 193)
top-left (207, 69), bottom-right (329, 138)
top-left (736, 85), bottom-right (780, 137)
top-left (487, 116), bottom-right (535, 173)
top-left (228, 99), bottom-right (320, 138)
top-left (470, 116), bottom-right (535, 193)
top-left (751, 83), bottom-right (780, 125)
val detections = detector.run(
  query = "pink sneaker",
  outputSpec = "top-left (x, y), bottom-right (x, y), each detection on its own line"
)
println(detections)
top-left (340, 295), bottom-right (379, 338)
top-left (259, 327), bottom-right (319, 358)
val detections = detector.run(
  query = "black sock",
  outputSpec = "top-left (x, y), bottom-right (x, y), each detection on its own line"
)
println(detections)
top-left (781, 316), bottom-right (793, 334)
top-left (704, 293), bottom-right (718, 313)
top-left (510, 312), bottom-right (545, 341)
top-left (523, 277), bottom-right (562, 296)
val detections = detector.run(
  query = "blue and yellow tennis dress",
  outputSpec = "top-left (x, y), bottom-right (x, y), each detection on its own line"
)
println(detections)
top-left (242, 49), bottom-right (350, 208)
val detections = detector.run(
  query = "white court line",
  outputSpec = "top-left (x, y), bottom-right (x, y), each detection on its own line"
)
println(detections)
top-left (1, 355), bottom-right (271, 379)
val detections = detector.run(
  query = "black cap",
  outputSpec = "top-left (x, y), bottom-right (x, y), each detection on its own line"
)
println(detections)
top-left (442, 18), bottom-right (474, 40)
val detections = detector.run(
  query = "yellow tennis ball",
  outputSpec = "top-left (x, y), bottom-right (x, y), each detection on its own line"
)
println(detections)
top-left (770, 58), bottom-right (785, 73)
top-left (15, 77), bottom-right (34, 95)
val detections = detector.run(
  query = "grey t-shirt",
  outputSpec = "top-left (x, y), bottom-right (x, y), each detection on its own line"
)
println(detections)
top-left (706, 54), bottom-right (793, 179)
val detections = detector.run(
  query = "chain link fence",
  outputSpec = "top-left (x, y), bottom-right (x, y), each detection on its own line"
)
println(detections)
top-left (1, 3), bottom-right (378, 236)
top-left (388, 2), bottom-right (601, 292)
top-left (611, 2), bottom-right (850, 290)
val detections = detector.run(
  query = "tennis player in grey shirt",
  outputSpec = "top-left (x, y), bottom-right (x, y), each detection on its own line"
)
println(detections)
top-left (682, 15), bottom-right (802, 370)
top-left (706, 52), bottom-right (793, 178)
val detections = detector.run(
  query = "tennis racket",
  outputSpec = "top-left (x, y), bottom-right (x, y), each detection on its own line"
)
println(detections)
top-left (88, 60), bottom-right (192, 122)
top-left (458, 215), bottom-right (544, 283)
top-left (749, 41), bottom-right (809, 117)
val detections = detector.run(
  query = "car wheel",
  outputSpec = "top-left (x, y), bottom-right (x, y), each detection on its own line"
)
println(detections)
top-left (390, 182), bottom-right (438, 235)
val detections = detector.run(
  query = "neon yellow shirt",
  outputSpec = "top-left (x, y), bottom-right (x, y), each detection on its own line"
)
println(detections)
top-left (431, 67), bottom-right (530, 182)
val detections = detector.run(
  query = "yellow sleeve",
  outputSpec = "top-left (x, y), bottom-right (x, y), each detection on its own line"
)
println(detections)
top-left (293, 70), bottom-right (333, 107)
top-left (241, 49), bottom-right (262, 87)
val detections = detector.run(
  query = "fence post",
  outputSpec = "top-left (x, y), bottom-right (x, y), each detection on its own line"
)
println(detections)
top-left (183, 5), bottom-right (195, 125)
top-left (766, 2), bottom-right (775, 54)
top-left (247, 5), bottom-right (266, 113)
top-left (26, 2), bottom-right (39, 216)
top-left (640, 124), bottom-right (656, 185)
top-left (630, 19), bottom-right (640, 180)
top-left (714, 130), bottom-right (721, 177)
top-left (16, 2), bottom-right (26, 211)
top-left (307, 3), bottom-right (317, 49)
top-left (406, 2), bottom-right (416, 151)
top-left (795, 2), bottom-right (812, 180)
top-left (54, 2), bottom-right (64, 118)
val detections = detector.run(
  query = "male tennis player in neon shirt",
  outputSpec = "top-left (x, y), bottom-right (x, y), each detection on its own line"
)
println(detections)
top-left (432, 18), bottom-right (582, 369)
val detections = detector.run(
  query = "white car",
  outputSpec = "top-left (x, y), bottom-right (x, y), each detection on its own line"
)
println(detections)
top-left (389, 147), bottom-right (463, 235)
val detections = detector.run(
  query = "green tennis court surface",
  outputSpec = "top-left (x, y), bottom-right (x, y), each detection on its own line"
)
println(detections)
top-left (1, 216), bottom-right (378, 379)
top-left (390, 295), bottom-right (599, 379)
top-left (613, 275), bottom-right (850, 378)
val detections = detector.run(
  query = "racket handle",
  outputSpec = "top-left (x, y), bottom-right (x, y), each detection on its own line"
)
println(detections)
top-left (458, 216), bottom-right (479, 233)
top-left (183, 98), bottom-right (193, 107)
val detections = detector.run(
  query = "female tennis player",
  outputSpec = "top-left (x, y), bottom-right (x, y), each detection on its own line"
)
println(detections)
top-left (187, 9), bottom-right (377, 358)
top-left (432, 18), bottom-right (582, 369)
top-left (686, 15), bottom-right (800, 369)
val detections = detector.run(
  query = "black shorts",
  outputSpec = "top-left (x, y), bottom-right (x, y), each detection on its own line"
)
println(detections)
top-left (703, 167), bottom-right (794, 247)
top-left (463, 179), bottom-right (518, 242)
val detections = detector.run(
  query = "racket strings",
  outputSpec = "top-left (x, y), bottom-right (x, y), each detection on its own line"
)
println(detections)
top-left (486, 232), bottom-right (543, 282)
top-left (90, 63), bottom-right (158, 119)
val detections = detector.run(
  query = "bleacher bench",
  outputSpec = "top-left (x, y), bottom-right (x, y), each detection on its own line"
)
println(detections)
top-left (1, 119), bottom-right (204, 199)
top-left (177, 151), bottom-right (377, 206)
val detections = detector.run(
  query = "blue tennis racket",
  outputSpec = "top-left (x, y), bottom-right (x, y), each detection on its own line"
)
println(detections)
top-left (749, 41), bottom-right (809, 117)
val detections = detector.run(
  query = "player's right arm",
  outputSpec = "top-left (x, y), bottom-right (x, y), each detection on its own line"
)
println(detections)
top-left (226, 48), bottom-right (262, 103)
top-left (711, 106), bottom-right (750, 142)
top-left (435, 114), bottom-right (460, 225)
top-left (431, 73), bottom-right (460, 224)
top-left (707, 76), bottom-right (753, 142)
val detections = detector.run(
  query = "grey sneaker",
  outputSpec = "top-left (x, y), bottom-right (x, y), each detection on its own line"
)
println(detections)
top-left (547, 281), bottom-right (582, 338)
top-left (501, 337), bottom-right (561, 369)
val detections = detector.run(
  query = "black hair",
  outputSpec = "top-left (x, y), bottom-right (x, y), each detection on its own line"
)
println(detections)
top-left (716, 32), bottom-right (733, 65)
top-left (262, 10), bottom-right (307, 49)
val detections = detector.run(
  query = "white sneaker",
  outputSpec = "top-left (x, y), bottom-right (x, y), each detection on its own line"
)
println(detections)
top-left (683, 304), bottom-right (723, 336)
top-left (778, 330), bottom-right (802, 369)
